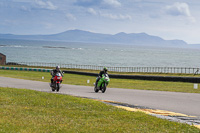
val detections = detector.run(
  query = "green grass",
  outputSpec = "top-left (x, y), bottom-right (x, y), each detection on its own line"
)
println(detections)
top-left (0, 69), bottom-right (200, 93)
top-left (0, 87), bottom-right (199, 133)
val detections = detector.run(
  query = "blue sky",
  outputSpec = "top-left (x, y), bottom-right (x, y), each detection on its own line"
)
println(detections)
top-left (0, 0), bottom-right (200, 44)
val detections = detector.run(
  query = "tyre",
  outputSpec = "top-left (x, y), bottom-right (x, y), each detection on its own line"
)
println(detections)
top-left (50, 83), bottom-right (55, 91)
top-left (56, 83), bottom-right (60, 92)
top-left (102, 83), bottom-right (106, 93)
top-left (94, 86), bottom-right (99, 93)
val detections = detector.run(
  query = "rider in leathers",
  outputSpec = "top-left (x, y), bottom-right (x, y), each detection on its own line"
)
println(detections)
top-left (50, 66), bottom-right (63, 86)
top-left (95, 67), bottom-right (108, 87)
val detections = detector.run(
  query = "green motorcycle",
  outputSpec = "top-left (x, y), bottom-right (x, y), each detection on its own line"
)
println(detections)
top-left (94, 74), bottom-right (110, 93)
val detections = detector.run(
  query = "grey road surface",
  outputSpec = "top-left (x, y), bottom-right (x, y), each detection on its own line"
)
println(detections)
top-left (0, 76), bottom-right (200, 117)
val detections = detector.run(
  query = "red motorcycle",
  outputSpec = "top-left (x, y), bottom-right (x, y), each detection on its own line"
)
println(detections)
top-left (51, 73), bottom-right (63, 92)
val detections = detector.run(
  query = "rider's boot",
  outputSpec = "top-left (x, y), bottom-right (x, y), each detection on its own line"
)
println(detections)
top-left (50, 79), bottom-right (53, 87)
top-left (95, 82), bottom-right (97, 88)
top-left (95, 78), bottom-right (100, 88)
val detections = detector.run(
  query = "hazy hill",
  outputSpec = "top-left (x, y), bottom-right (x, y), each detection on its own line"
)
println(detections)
top-left (0, 29), bottom-right (188, 47)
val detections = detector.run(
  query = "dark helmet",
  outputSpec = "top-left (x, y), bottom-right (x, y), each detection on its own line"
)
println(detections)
top-left (56, 66), bottom-right (60, 70)
top-left (103, 67), bottom-right (108, 72)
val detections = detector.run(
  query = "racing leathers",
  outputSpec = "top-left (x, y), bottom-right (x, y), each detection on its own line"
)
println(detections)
top-left (95, 70), bottom-right (107, 87)
top-left (50, 69), bottom-right (63, 85)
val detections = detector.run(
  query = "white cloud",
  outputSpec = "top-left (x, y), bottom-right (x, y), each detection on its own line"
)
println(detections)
top-left (66, 13), bottom-right (76, 21)
top-left (46, 1), bottom-right (57, 10)
top-left (21, 6), bottom-right (31, 12)
top-left (12, 0), bottom-right (32, 2)
top-left (2, 19), bottom-right (18, 26)
top-left (100, 12), bottom-right (132, 20)
top-left (165, 2), bottom-right (196, 22)
top-left (87, 8), bottom-right (131, 20)
top-left (35, 0), bottom-right (57, 10)
top-left (88, 8), bottom-right (97, 15)
top-left (75, 0), bottom-right (121, 8)
top-left (103, 0), bottom-right (121, 7)
top-left (166, 2), bottom-right (190, 16)
top-left (43, 22), bottom-right (54, 29)
top-left (188, 16), bottom-right (196, 23)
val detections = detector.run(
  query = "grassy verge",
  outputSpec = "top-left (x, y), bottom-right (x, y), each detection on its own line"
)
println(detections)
top-left (0, 87), bottom-right (199, 133)
top-left (0, 69), bottom-right (200, 93)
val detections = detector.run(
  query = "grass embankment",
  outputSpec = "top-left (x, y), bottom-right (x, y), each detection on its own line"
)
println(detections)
top-left (0, 69), bottom-right (200, 93)
top-left (1, 87), bottom-right (199, 132)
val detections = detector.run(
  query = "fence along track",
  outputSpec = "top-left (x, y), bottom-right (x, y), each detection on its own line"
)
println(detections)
top-left (6, 62), bottom-right (200, 74)
top-left (1, 64), bottom-right (200, 83)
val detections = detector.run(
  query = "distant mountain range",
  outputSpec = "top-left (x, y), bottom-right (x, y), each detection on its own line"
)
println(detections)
top-left (0, 29), bottom-right (193, 47)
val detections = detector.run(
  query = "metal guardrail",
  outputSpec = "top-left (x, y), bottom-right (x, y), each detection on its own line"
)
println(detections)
top-left (63, 70), bottom-right (200, 83)
top-left (1, 66), bottom-right (200, 83)
top-left (5, 62), bottom-right (200, 74)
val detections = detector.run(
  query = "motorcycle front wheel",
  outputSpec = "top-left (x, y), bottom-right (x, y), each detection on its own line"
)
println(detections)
top-left (102, 83), bottom-right (106, 93)
top-left (56, 83), bottom-right (60, 92)
top-left (52, 88), bottom-right (55, 91)
top-left (94, 86), bottom-right (99, 93)
top-left (51, 83), bottom-right (55, 91)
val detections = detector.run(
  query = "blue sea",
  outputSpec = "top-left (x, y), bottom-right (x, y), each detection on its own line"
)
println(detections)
top-left (0, 39), bottom-right (200, 68)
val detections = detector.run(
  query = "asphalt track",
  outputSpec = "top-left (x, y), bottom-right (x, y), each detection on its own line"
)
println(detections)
top-left (1, 76), bottom-right (200, 118)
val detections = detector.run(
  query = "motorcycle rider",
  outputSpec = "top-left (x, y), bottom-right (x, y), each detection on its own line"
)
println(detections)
top-left (95, 67), bottom-right (108, 87)
top-left (50, 66), bottom-right (63, 86)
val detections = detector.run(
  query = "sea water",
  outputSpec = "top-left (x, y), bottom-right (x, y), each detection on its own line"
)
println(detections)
top-left (0, 39), bottom-right (200, 68)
